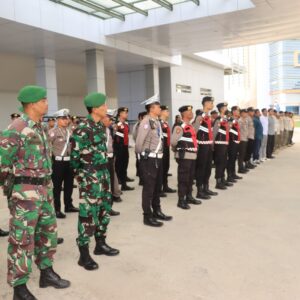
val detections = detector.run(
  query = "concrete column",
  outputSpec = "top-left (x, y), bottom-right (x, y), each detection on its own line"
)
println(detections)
top-left (86, 49), bottom-right (106, 93)
top-left (159, 67), bottom-right (173, 124)
top-left (36, 58), bottom-right (58, 115)
top-left (145, 64), bottom-right (159, 99)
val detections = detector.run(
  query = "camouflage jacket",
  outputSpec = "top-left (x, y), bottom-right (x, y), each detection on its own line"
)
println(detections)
top-left (0, 114), bottom-right (52, 199)
top-left (70, 114), bottom-right (110, 203)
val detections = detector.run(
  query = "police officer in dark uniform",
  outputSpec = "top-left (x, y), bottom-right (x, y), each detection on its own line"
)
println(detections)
top-left (160, 105), bottom-right (176, 195)
top-left (193, 96), bottom-right (218, 200)
top-left (227, 106), bottom-right (243, 182)
top-left (135, 95), bottom-right (172, 227)
top-left (171, 106), bottom-right (201, 209)
top-left (213, 102), bottom-right (232, 190)
top-left (114, 107), bottom-right (134, 191)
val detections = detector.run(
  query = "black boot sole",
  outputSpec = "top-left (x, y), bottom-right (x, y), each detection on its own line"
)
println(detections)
top-left (143, 222), bottom-right (163, 227)
top-left (93, 250), bottom-right (120, 256)
top-left (39, 280), bottom-right (71, 289)
top-left (78, 260), bottom-right (99, 270)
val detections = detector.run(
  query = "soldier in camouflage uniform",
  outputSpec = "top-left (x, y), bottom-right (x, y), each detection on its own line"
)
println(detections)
top-left (0, 85), bottom-right (70, 300)
top-left (71, 92), bottom-right (119, 272)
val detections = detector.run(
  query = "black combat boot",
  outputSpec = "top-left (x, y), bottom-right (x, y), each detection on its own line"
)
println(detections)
top-left (245, 161), bottom-right (255, 169)
top-left (121, 183), bottom-right (135, 191)
top-left (159, 192), bottom-right (167, 198)
top-left (112, 196), bottom-right (122, 203)
top-left (153, 209), bottom-right (173, 221)
top-left (177, 197), bottom-right (190, 209)
top-left (108, 199), bottom-right (120, 216)
top-left (163, 186), bottom-right (177, 193)
top-left (196, 185), bottom-right (210, 200)
top-left (143, 215), bottom-right (163, 227)
top-left (57, 237), bottom-right (64, 245)
top-left (94, 237), bottom-right (120, 256)
top-left (222, 177), bottom-right (233, 187)
top-left (203, 184), bottom-right (218, 196)
top-left (109, 209), bottom-right (120, 216)
top-left (187, 193), bottom-right (202, 205)
top-left (39, 267), bottom-right (70, 289)
top-left (78, 245), bottom-right (99, 270)
top-left (0, 228), bottom-right (9, 237)
top-left (216, 178), bottom-right (227, 190)
top-left (13, 284), bottom-right (37, 300)
top-left (238, 168), bottom-right (248, 174)
top-left (233, 173), bottom-right (242, 180)
top-left (227, 174), bottom-right (237, 183)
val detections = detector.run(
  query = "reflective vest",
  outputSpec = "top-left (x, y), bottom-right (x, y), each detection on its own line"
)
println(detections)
top-left (160, 120), bottom-right (170, 147)
top-left (214, 117), bottom-right (229, 145)
top-left (114, 121), bottom-right (129, 146)
top-left (176, 123), bottom-right (198, 153)
top-left (197, 113), bottom-right (213, 145)
top-left (229, 119), bottom-right (240, 144)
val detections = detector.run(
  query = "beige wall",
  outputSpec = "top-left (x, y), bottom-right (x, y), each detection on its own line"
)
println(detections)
top-left (0, 52), bottom-right (119, 129)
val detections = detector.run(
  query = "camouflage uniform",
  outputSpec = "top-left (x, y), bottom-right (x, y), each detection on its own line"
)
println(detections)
top-left (0, 113), bottom-right (57, 287)
top-left (70, 114), bottom-right (111, 247)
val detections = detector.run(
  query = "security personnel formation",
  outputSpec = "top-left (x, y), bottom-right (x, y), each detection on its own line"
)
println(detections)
top-left (0, 86), bottom-right (296, 300)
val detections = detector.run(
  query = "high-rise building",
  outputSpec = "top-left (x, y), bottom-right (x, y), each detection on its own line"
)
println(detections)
top-left (270, 40), bottom-right (300, 114)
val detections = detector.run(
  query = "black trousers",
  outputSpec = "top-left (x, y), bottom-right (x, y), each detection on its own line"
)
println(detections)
top-left (266, 135), bottom-right (275, 158)
top-left (139, 157), bottom-right (162, 215)
top-left (115, 145), bottom-right (129, 185)
top-left (245, 138), bottom-right (254, 162)
top-left (214, 144), bottom-right (228, 179)
top-left (238, 141), bottom-right (248, 169)
top-left (253, 139), bottom-right (262, 160)
top-left (227, 141), bottom-right (239, 176)
top-left (176, 159), bottom-right (195, 198)
top-left (52, 160), bottom-right (74, 212)
top-left (195, 145), bottom-right (213, 186)
top-left (161, 146), bottom-right (170, 189)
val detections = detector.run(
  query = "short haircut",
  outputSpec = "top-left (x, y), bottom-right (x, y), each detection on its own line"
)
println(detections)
top-left (261, 108), bottom-right (267, 113)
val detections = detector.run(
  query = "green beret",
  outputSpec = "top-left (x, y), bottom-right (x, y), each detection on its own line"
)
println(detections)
top-left (17, 85), bottom-right (47, 103)
top-left (84, 92), bottom-right (106, 108)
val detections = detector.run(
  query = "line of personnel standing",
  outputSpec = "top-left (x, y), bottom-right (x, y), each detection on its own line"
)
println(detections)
top-left (133, 96), bottom-right (295, 227)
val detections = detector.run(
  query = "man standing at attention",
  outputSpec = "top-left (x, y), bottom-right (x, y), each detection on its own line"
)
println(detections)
top-left (159, 105), bottom-right (176, 195)
top-left (266, 108), bottom-right (275, 159)
top-left (114, 107), bottom-right (134, 191)
top-left (259, 108), bottom-right (269, 161)
top-left (49, 108), bottom-right (79, 219)
top-left (71, 92), bottom-right (119, 272)
top-left (172, 106), bottom-right (201, 209)
top-left (135, 95), bottom-right (172, 227)
top-left (193, 96), bottom-right (218, 200)
top-left (0, 85), bottom-right (70, 300)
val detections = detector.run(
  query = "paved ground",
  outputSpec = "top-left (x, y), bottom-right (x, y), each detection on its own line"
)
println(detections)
top-left (0, 130), bottom-right (300, 300)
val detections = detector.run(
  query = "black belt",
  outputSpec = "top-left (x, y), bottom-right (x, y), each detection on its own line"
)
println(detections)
top-left (14, 176), bottom-right (51, 186)
top-left (82, 163), bottom-right (109, 172)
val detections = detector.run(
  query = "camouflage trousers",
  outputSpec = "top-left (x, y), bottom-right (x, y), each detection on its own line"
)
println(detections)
top-left (77, 200), bottom-right (111, 247)
top-left (7, 186), bottom-right (57, 287)
top-left (76, 169), bottom-right (112, 247)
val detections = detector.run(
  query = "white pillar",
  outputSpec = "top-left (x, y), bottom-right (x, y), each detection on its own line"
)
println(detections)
top-left (86, 49), bottom-right (106, 93)
top-left (36, 58), bottom-right (58, 115)
top-left (145, 64), bottom-right (159, 99)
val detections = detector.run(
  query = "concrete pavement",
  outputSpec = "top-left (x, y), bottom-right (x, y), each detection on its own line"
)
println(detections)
top-left (0, 130), bottom-right (299, 300)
